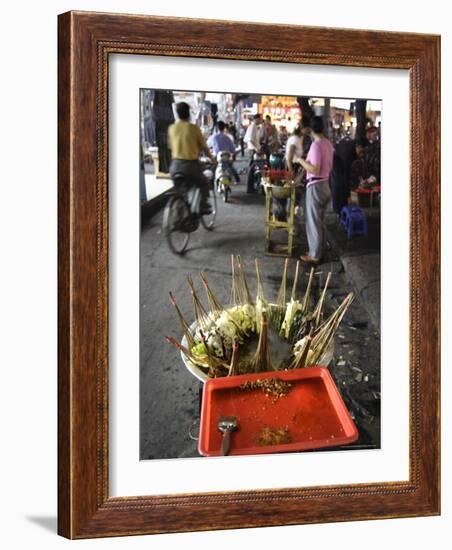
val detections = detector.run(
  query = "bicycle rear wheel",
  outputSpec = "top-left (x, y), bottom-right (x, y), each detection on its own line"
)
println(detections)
top-left (200, 184), bottom-right (217, 230)
top-left (163, 195), bottom-right (190, 254)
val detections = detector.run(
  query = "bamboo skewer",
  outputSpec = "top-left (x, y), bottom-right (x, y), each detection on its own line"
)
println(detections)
top-left (228, 340), bottom-right (239, 377)
top-left (251, 309), bottom-right (272, 373)
top-left (230, 254), bottom-right (238, 305)
top-left (187, 275), bottom-right (210, 331)
top-left (291, 260), bottom-right (300, 301)
top-left (314, 292), bottom-right (353, 341)
top-left (168, 292), bottom-right (195, 349)
top-left (237, 255), bottom-right (253, 305)
top-left (255, 258), bottom-right (266, 302)
top-left (254, 259), bottom-right (267, 334)
top-left (199, 331), bottom-right (217, 377)
top-left (269, 258), bottom-right (288, 331)
top-left (313, 272), bottom-right (332, 328)
top-left (290, 327), bottom-right (314, 369)
top-left (165, 335), bottom-right (209, 372)
top-left (165, 335), bottom-right (228, 373)
top-left (200, 272), bottom-right (223, 317)
top-left (279, 260), bottom-right (302, 340)
top-left (301, 267), bottom-right (315, 315)
top-left (165, 335), bottom-right (194, 362)
top-left (310, 293), bottom-right (354, 364)
top-left (277, 258), bottom-right (288, 307)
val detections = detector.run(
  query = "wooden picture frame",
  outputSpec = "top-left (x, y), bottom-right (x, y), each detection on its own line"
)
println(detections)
top-left (58, 11), bottom-right (440, 538)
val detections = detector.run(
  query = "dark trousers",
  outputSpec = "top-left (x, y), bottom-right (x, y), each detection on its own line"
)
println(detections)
top-left (247, 163), bottom-right (256, 193)
top-left (170, 159), bottom-right (209, 203)
top-left (247, 150), bottom-right (257, 193)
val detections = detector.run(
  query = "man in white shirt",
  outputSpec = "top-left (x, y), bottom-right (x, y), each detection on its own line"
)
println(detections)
top-left (244, 114), bottom-right (262, 157)
top-left (245, 114), bottom-right (263, 193)
top-left (243, 114), bottom-right (262, 193)
top-left (285, 127), bottom-right (303, 173)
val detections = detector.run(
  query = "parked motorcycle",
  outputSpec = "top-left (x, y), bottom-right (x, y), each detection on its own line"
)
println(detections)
top-left (268, 151), bottom-right (285, 170)
top-left (249, 151), bottom-right (268, 194)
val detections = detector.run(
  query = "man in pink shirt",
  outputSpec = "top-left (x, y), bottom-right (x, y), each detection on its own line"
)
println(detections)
top-left (295, 116), bottom-right (334, 264)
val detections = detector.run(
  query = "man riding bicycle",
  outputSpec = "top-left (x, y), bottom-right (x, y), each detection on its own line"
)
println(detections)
top-left (168, 102), bottom-right (216, 214)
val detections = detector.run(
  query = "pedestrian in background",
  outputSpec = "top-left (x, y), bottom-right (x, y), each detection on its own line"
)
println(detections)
top-left (365, 126), bottom-right (381, 183)
top-left (228, 121), bottom-right (237, 142)
top-left (209, 121), bottom-right (235, 156)
top-left (350, 137), bottom-right (371, 189)
top-left (300, 117), bottom-right (313, 160)
top-left (285, 126), bottom-right (302, 176)
top-left (239, 124), bottom-right (246, 157)
top-left (260, 114), bottom-right (280, 160)
top-left (245, 114), bottom-right (263, 193)
top-left (224, 123), bottom-right (235, 146)
top-left (278, 125), bottom-right (289, 149)
top-left (209, 121), bottom-right (240, 183)
top-left (244, 114), bottom-right (262, 159)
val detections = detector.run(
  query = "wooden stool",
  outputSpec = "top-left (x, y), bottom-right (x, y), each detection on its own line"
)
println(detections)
top-left (263, 178), bottom-right (299, 257)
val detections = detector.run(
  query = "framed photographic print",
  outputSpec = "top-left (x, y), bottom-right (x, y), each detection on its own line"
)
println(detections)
top-left (58, 11), bottom-right (440, 538)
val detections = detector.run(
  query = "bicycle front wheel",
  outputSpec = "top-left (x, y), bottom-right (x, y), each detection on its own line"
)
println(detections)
top-left (163, 195), bottom-right (190, 254)
top-left (200, 184), bottom-right (217, 230)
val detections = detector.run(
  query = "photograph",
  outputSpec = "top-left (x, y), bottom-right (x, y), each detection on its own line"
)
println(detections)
top-left (139, 89), bottom-right (382, 460)
top-left (54, 8), bottom-right (440, 538)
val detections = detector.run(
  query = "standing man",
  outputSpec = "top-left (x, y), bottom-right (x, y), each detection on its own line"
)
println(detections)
top-left (285, 126), bottom-right (302, 174)
top-left (244, 114), bottom-right (262, 159)
top-left (228, 121), bottom-right (237, 143)
top-left (168, 102), bottom-right (216, 214)
top-left (244, 114), bottom-right (262, 193)
top-left (350, 138), bottom-right (371, 189)
top-left (365, 125), bottom-right (381, 183)
top-left (278, 125), bottom-right (289, 149)
top-left (260, 115), bottom-right (280, 160)
top-left (295, 116), bottom-right (334, 264)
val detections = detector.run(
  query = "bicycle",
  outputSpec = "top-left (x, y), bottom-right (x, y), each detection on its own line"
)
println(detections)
top-left (163, 173), bottom-right (217, 254)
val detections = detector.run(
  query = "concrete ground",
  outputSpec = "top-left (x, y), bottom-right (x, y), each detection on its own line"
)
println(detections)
top-left (140, 158), bottom-right (381, 460)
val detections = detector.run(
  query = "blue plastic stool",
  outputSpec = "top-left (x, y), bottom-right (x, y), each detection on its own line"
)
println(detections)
top-left (340, 205), bottom-right (368, 239)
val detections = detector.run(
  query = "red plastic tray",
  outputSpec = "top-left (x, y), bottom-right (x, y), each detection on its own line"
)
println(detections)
top-left (198, 367), bottom-right (358, 456)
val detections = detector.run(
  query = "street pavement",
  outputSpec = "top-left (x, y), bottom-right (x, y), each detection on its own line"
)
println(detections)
top-left (140, 159), bottom-right (381, 460)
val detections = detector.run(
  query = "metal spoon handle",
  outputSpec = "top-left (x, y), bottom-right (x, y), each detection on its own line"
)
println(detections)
top-left (221, 430), bottom-right (232, 456)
